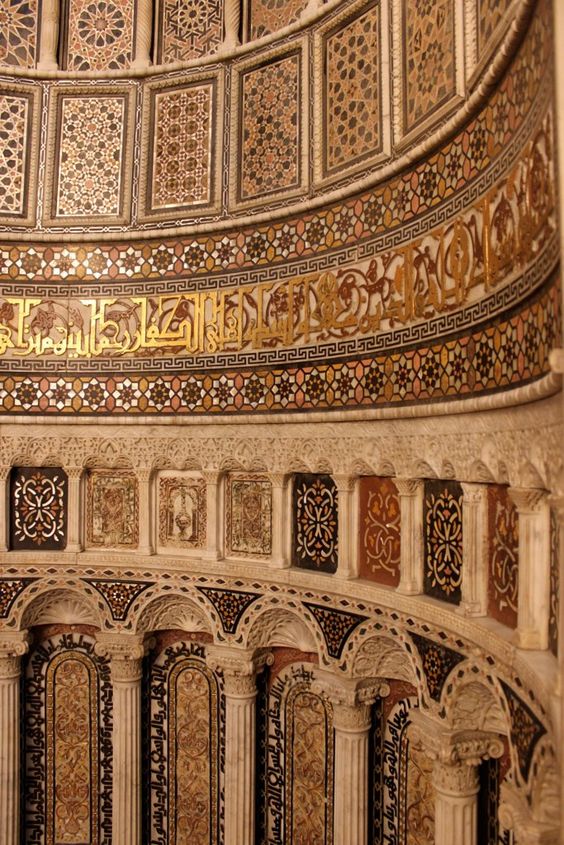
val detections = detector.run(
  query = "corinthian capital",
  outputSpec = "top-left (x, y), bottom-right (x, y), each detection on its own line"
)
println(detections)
top-left (206, 645), bottom-right (272, 696)
top-left (95, 633), bottom-right (151, 683)
top-left (0, 630), bottom-right (30, 679)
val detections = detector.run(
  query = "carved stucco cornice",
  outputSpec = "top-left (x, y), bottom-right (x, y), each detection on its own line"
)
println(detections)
top-left (0, 393), bottom-right (560, 489)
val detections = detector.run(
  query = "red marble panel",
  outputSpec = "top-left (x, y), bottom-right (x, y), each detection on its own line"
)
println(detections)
top-left (358, 476), bottom-right (401, 586)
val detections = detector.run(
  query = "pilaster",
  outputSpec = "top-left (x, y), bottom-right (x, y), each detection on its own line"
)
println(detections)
top-left (410, 711), bottom-right (504, 845)
top-left (269, 473), bottom-right (290, 569)
top-left (0, 465), bottom-right (10, 552)
top-left (136, 468), bottom-right (154, 555)
top-left (335, 474), bottom-right (356, 580)
top-left (0, 631), bottom-right (30, 845)
top-left (132, 0), bottom-right (152, 69)
top-left (207, 646), bottom-right (270, 845)
top-left (509, 488), bottom-right (551, 650)
top-left (37, 0), bottom-right (59, 70)
top-left (95, 633), bottom-right (150, 845)
top-left (203, 471), bottom-right (223, 561)
top-left (395, 478), bottom-right (424, 595)
top-left (316, 672), bottom-right (389, 845)
top-left (65, 466), bottom-right (83, 553)
top-left (459, 483), bottom-right (488, 616)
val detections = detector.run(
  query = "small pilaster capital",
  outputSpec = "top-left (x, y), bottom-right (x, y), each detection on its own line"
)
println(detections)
top-left (0, 630), bottom-right (30, 679)
top-left (394, 477), bottom-right (423, 497)
top-left (94, 633), bottom-right (151, 682)
top-left (206, 645), bottom-right (272, 697)
top-left (64, 465), bottom-right (83, 482)
top-left (508, 487), bottom-right (548, 514)
top-left (460, 481), bottom-right (487, 504)
top-left (268, 473), bottom-right (288, 489)
top-left (0, 464), bottom-right (12, 482)
top-left (202, 470), bottom-right (222, 486)
top-left (135, 467), bottom-right (153, 484)
top-left (333, 474), bottom-right (356, 494)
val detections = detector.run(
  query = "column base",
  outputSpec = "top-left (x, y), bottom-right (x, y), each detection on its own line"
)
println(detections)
top-left (201, 550), bottom-right (222, 562)
top-left (456, 601), bottom-right (486, 618)
top-left (130, 58), bottom-right (151, 71)
top-left (37, 60), bottom-right (59, 71)
top-left (396, 581), bottom-right (422, 596)
top-left (270, 557), bottom-right (290, 569)
top-left (513, 628), bottom-right (545, 650)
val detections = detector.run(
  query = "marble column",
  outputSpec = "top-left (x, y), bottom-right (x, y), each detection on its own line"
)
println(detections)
top-left (395, 478), bottom-right (424, 595)
top-left (509, 488), bottom-right (550, 650)
top-left (207, 646), bottom-right (269, 845)
top-left (37, 0), bottom-right (59, 70)
top-left (0, 631), bottom-right (30, 845)
top-left (203, 471), bottom-right (223, 561)
top-left (95, 634), bottom-right (148, 845)
top-left (136, 469), bottom-right (154, 555)
top-left (0, 465), bottom-right (10, 552)
top-left (132, 0), bottom-right (152, 69)
top-left (459, 483), bottom-right (488, 616)
top-left (65, 466), bottom-right (83, 553)
top-left (317, 673), bottom-right (388, 845)
top-left (269, 474), bottom-right (290, 569)
top-left (410, 711), bottom-right (504, 845)
top-left (335, 475), bottom-right (356, 579)
top-left (223, 0), bottom-right (241, 49)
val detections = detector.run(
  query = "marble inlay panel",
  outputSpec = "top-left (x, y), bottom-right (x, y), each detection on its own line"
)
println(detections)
top-left (63, 0), bottom-right (135, 70)
top-left (86, 469), bottom-right (138, 548)
top-left (487, 485), bottom-right (519, 628)
top-left (0, 92), bottom-right (29, 215)
top-left (423, 479), bottom-right (463, 604)
top-left (226, 473), bottom-right (272, 557)
top-left (10, 466), bottom-right (67, 551)
top-left (158, 473), bottom-right (207, 549)
top-left (157, 0), bottom-right (223, 63)
top-left (0, 0), bottom-right (39, 67)
top-left (358, 476), bottom-right (401, 586)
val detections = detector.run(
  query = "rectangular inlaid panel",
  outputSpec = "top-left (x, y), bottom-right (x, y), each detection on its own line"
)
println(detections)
top-left (423, 479), bottom-right (463, 605)
top-left (158, 474), bottom-right (206, 549)
top-left (157, 0), bottom-right (223, 63)
top-left (226, 474), bottom-right (272, 557)
top-left (324, 3), bottom-right (381, 175)
top-left (0, 92), bottom-right (30, 216)
top-left (150, 82), bottom-right (214, 210)
top-left (51, 92), bottom-right (130, 220)
top-left (239, 52), bottom-right (301, 201)
top-left (292, 474), bottom-right (338, 573)
top-left (62, 0), bottom-right (135, 70)
top-left (0, 0), bottom-right (39, 67)
top-left (487, 485), bottom-right (519, 628)
top-left (402, 0), bottom-right (456, 133)
top-left (249, 0), bottom-right (308, 39)
top-left (549, 508), bottom-right (559, 657)
top-left (86, 469), bottom-right (138, 548)
top-left (10, 467), bottom-right (67, 550)
top-left (358, 476), bottom-right (400, 586)
top-left (477, 0), bottom-right (512, 54)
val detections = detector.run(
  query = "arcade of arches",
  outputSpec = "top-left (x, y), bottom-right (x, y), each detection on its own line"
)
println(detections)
top-left (0, 0), bottom-right (563, 842)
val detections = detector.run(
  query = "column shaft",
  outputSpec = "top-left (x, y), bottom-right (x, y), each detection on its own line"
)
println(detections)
top-left (204, 472), bottom-right (223, 561)
top-left (0, 633), bottom-right (29, 845)
top-left (336, 476), bottom-right (356, 579)
top-left (65, 466), bottom-right (83, 552)
top-left (37, 0), bottom-right (59, 70)
top-left (132, 0), bottom-right (152, 69)
top-left (434, 774), bottom-right (479, 845)
top-left (95, 635), bottom-right (146, 845)
top-left (0, 466), bottom-right (10, 552)
top-left (270, 475), bottom-right (290, 568)
top-left (137, 470), bottom-right (154, 555)
top-left (223, 0), bottom-right (241, 49)
top-left (509, 488), bottom-right (550, 650)
top-left (395, 479), bottom-right (424, 595)
top-left (333, 708), bottom-right (370, 845)
top-left (460, 482), bottom-right (488, 616)
top-left (224, 686), bottom-right (256, 845)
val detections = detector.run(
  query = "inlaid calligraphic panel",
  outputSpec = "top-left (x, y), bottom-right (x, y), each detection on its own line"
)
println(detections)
top-left (324, 2), bottom-right (381, 175)
top-left (157, 0), bottom-right (223, 63)
top-left (293, 474), bottom-right (338, 573)
top-left (62, 0), bottom-right (135, 70)
top-left (158, 473), bottom-right (206, 550)
top-left (23, 631), bottom-right (112, 845)
top-left (402, 0), bottom-right (456, 133)
top-left (0, 0), bottom-right (40, 67)
top-left (10, 466), bottom-right (67, 551)
top-left (487, 485), bottom-right (519, 629)
top-left (226, 474), bottom-right (272, 558)
top-left (423, 480), bottom-right (463, 604)
top-left (145, 640), bottom-right (221, 845)
top-left (86, 470), bottom-right (138, 548)
top-left (358, 476), bottom-right (401, 586)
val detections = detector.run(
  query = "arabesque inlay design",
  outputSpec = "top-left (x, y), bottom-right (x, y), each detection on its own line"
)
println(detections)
top-left (63, 0), bottom-right (134, 70)
top-left (359, 476), bottom-right (401, 586)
